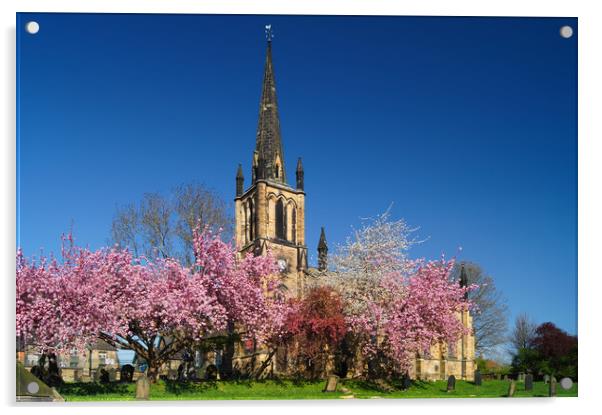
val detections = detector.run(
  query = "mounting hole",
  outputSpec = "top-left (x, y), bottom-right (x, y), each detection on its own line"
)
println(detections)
top-left (27, 381), bottom-right (40, 394)
top-left (25, 21), bottom-right (40, 35)
top-left (560, 377), bottom-right (573, 390)
top-left (560, 25), bottom-right (573, 39)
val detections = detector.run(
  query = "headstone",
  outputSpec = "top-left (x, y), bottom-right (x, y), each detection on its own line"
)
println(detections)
top-left (474, 370), bottom-right (482, 386)
top-left (525, 374), bottom-right (533, 391)
top-left (507, 380), bottom-right (516, 397)
top-left (518, 373), bottom-right (525, 382)
top-left (323, 375), bottom-right (339, 392)
top-left (402, 375), bottom-right (412, 390)
top-left (549, 378), bottom-right (557, 397)
top-left (560, 377), bottom-right (573, 390)
top-left (496, 374), bottom-right (502, 380)
top-left (205, 364), bottom-right (218, 380)
top-left (447, 375), bottom-right (456, 392)
top-left (120, 364), bottom-right (134, 383)
top-left (503, 374), bottom-right (508, 381)
top-left (46, 354), bottom-right (63, 387)
top-left (135, 374), bottom-right (150, 400)
top-left (544, 374), bottom-right (550, 384)
top-left (177, 362), bottom-right (186, 381)
top-left (107, 368), bottom-right (117, 382)
top-left (99, 368), bottom-right (110, 384)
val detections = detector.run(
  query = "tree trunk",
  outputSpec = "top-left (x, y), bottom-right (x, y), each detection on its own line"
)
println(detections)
top-left (220, 321), bottom-right (235, 379)
top-left (147, 360), bottom-right (161, 383)
top-left (253, 349), bottom-right (277, 379)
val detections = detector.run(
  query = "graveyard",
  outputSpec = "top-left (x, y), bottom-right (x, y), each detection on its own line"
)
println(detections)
top-left (55, 378), bottom-right (578, 401)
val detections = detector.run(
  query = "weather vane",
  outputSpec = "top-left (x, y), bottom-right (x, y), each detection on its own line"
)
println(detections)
top-left (265, 24), bottom-right (274, 42)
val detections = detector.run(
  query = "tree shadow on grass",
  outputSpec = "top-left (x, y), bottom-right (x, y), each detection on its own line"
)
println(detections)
top-left (162, 380), bottom-right (218, 396)
top-left (57, 382), bottom-right (130, 396)
top-left (345, 380), bottom-right (394, 393)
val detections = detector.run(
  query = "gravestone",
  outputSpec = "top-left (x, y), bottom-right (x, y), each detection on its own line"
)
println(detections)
top-left (503, 374), bottom-right (508, 381)
top-left (560, 377), bottom-right (573, 390)
top-left (135, 374), bottom-right (150, 400)
top-left (544, 374), bottom-right (550, 384)
top-left (120, 364), bottom-right (134, 383)
top-left (323, 375), bottom-right (339, 392)
top-left (447, 375), bottom-right (456, 392)
top-left (496, 374), bottom-right (502, 380)
top-left (402, 375), bottom-right (412, 390)
top-left (107, 368), bottom-right (117, 382)
top-left (99, 368), bottom-right (110, 384)
top-left (507, 380), bottom-right (516, 397)
top-left (549, 378), bottom-right (557, 397)
top-left (474, 370), bottom-right (482, 386)
top-left (205, 364), bottom-right (218, 380)
top-left (525, 374), bottom-right (533, 391)
top-left (518, 373), bottom-right (525, 382)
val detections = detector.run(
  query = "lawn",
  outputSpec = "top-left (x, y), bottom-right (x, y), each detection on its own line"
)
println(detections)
top-left (56, 379), bottom-right (577, 401)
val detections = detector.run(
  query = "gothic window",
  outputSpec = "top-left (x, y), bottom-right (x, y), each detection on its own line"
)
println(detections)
top-left (249, 199), bottom-right (255, 241)
top-left (275, 198), bottom-right (286, 240)
top-left (275, 164), bottom-right (279, 178)
top-left (291, 207), bottom-right (297, 244)
top-left (243, 203), bottom-right (249, 244)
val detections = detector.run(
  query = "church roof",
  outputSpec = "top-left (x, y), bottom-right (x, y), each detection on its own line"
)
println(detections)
top-left (254, 37), bottom-right (287, 184)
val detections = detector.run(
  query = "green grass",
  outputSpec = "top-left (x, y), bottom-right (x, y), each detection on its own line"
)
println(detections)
top-left (58, 379), bottom-right (343, 401)
top-left (56, 379), bottom-right (577, 401)
top-left (342, 379), bottom-right (578, 399)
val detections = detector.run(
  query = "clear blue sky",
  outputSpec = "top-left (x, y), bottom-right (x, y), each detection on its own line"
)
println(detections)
top-left (17, 14), bottom-right (577, 337)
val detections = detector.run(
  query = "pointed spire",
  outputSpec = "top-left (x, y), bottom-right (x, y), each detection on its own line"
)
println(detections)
top-left (317, 227), bottom-right (328, 271)
top-left (296, 157), bottom-right (304, 190)
top-left (254, 29), bottom-right (286, 184)
top-left (459, 264), bottom-right (469, 300)
top-left (236, 164), bottom-right (244, 196)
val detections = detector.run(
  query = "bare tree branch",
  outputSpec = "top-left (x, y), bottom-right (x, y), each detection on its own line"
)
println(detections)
top-left (451, 261), bottom-right (509, 356)
top-left (509, 312), bottom-right (537, 353)
top-left (110, 182), bottom-right (231, 264)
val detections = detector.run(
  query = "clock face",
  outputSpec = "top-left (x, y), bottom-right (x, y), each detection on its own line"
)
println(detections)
top-left (277, 259), bottom-right (288, 272)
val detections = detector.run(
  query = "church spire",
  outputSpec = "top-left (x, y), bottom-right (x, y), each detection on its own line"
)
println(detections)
top-left (317, 227), bottom-right (328, 271)
top-left (236, 163), bottom-right (244, 197)
top-left (296, 157), bottom-right (304, 191)
top-left (254, 26), bottom-right (286, 184)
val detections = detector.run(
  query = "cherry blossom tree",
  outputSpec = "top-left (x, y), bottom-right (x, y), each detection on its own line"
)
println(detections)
top-left (17, 230), bottom-right (286, 382)
top-left (317, 210), bottom-right (474, 378)
top-left (285, 286), bottom-right (347, 378)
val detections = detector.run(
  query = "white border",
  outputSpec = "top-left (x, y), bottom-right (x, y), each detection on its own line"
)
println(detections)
top-left (2, 1), bottom-right (600, 414)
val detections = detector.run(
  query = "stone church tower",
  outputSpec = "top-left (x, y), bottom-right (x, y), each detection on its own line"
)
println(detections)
top-left (232, 33), bottom-right (475, 381)
top-left (234, 36), bottom-right (308, 297)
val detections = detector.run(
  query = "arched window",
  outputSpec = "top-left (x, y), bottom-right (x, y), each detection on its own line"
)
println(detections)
top-left (275, 199), bottom-right (286, 240)
top-left (291, 207), bottom-right (297, 244)
top-left (248, 199), bottom-right (255, 241)
top-left (243, 203), bottom-right (249, 244)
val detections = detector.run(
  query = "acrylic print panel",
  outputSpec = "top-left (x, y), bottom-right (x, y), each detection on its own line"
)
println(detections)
top-left (16, 13), bottom-right (577, 401)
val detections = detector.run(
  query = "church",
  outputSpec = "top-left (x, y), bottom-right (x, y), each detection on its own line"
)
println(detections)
top-left (233, 30), bottom-right (475, 381)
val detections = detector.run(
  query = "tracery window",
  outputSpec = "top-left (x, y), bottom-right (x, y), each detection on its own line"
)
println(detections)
top-left (275, 198), bottom-right (286, 240)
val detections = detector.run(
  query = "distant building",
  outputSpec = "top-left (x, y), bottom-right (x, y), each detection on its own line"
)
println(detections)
top-left (19, 339), bottom-right (120, 382)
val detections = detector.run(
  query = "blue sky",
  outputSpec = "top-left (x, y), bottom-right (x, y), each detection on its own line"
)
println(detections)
top-left (17, 14), bottom-right (577, 338)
